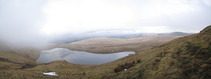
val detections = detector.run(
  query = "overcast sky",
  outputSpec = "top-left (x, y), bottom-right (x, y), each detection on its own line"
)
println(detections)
top-left (0, 0), bottom-right (211, 45)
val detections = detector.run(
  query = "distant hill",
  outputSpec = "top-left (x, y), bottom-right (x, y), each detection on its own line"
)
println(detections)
top-left (160, 32), bottom-right (194, 36)
top-left (53, 35), bottom-right (180, 53)
top-left (50, 29), bottom-right (193, 44)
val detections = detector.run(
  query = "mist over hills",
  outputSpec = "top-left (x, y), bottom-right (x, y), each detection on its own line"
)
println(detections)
top-left (50, 29), bottom-right (193, 44)
top-left (0, 0), bottom-right (210, 78)
top-left (0, 29), bottom-right (193, 61)
top-left (47, 30), bottom-right (193, 54)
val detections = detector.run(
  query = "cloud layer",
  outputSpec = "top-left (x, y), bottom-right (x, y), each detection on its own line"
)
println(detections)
top-left (41, 0), bottom-right (211, 35)
top-left (0, 0), bottom-right (211, 46)
top-left (0, 0), bottom-right (48, 46)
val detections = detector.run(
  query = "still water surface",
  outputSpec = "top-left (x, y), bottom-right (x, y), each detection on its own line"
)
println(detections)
top-left (36, 48), bottom-right (135, 65)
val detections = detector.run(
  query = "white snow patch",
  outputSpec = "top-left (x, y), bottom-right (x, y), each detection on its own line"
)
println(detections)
top-left (124, 69), bottom-right (127, 71)
top-left (43, 72), bottom-right (58, 76)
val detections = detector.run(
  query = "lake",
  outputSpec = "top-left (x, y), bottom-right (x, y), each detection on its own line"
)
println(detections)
top-left (36, 48), bottom-right (135, 65)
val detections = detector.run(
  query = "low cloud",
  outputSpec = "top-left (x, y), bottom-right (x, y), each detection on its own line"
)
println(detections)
top-left (0, 0), bottom-right (48, 47)
top-left (0, 0), bottom-right (210, 47)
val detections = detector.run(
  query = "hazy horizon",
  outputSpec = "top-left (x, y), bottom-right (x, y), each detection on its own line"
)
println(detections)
top-left (0, 0), bottom-right (211, 46)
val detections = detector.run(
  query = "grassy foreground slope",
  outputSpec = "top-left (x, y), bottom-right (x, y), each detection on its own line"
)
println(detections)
top-left (0, 26), bottom-right (210, 79)
top-left (110, 25), bottom-right (211, 79)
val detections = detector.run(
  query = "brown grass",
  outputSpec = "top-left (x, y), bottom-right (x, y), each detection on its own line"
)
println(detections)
top-left (51, 35), bottom-right (180, 53)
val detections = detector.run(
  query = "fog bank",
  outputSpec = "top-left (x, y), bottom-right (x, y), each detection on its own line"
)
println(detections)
top-left (0, 0), bottom-right (210, 47)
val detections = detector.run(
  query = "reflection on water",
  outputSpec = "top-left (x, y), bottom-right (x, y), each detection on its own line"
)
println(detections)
top-left (36, 48), bottom-right (135, 65)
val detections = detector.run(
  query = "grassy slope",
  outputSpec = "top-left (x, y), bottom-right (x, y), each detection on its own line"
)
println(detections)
top-left (110, 26), bottom-right (211, 79)
top-left (0, 50), bottom-right (41, 79)
top-left (0, 26), bottom-right (210, 79)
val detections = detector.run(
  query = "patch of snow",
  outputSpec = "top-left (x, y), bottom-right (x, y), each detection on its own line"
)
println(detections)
top-left (43, 72), bottom-right (58, 76)
top-left (124, 69), bottom-right (127, 71)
